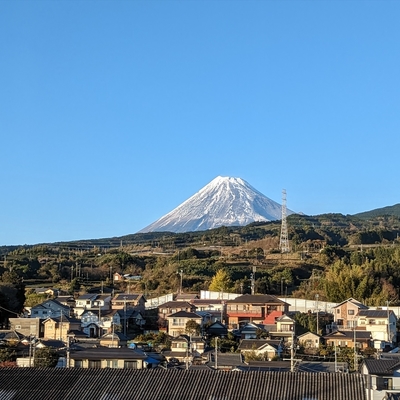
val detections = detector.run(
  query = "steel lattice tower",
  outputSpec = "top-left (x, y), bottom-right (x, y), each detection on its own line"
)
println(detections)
top-left (279, 189), bottom-right (290, 253)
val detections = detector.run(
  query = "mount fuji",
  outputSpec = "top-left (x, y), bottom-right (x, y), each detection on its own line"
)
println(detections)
top-left (139, 176), bottom-right (295, 233)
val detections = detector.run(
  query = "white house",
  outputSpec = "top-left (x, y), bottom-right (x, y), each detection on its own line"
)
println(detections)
top-left (358, 309), bottom-right (397, 349)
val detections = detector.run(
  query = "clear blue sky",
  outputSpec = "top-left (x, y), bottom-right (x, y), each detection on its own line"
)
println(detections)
top-left (1, 0), bottom-right (399, 245)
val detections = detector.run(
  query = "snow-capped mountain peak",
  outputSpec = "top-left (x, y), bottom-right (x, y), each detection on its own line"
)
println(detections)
top-left (139, 176), bottom-right (293, 233)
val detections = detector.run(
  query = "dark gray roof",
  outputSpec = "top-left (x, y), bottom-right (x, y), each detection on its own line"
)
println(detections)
top-left (358, 310), bottom-right (394, 318)
top-left (113, 293), bottom-right (142, 301)
top-left (297, 362), bottom-right (349, 373)
top-left (363, 358), bottom-right (400, 375)
top-left (159, 301), bottom-right (194, 308)
top-left (226, 294), bottom-right (288, 305)
top-left (77, 294), bottom-right (98, 300)
top-left (167, 311), bottom-right (202, 318)
top-left (0, 369), bottom-right (367, 400)
top-left (191, 299), bottom-right (224, 305)
top-left (323, 330), bottom-right (372, 340)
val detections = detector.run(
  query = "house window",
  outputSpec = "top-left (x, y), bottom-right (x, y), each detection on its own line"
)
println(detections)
top-left (369, 319), bottom-right (376, 325)
top-left (348, 310), bottom-right (354, 315)
top-left (124, 361), bottom-right (137, 369)
top-left (376, 377), bottom-right (393, 391)
top-left (336, 309), bottom-right (340, 314)
top-left (88, 360), bottom-right (101, 368)
top-left (33, 311), bottom-right (38, 315)
top-left (106, 359), bottom-right (119, 368)
top-left (75, 360), bottom-right (83, 368)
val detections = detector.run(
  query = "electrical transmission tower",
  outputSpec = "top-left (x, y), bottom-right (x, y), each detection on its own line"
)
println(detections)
top-left (279, 189), bottom-right (290, 253)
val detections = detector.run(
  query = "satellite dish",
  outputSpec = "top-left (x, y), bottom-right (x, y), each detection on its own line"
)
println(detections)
top-left (129, 343), bottom-right (136, 349)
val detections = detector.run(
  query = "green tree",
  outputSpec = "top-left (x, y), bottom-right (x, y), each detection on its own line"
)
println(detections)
top-left (185, 319), bottom-right (201, 336)
top-left (0, 347), bottom-right (16, 363)
top-left (24, 293), bottom-right (48, 307)
top-left (34, 347), bottom-right (59, 368)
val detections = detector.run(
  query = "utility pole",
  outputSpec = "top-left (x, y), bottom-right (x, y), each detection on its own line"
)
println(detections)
top-left (66, 335), bottom-right (70, 368)
top-left (215, 337), bottom-right (218, 370)
top-left (28, 333), bottom-right (32, 367)
top-left (60, 310), bottom-right (63, 341)
top-left (334, 342), bottom-right (338, 372)
top-left (315, 294), bottom-right (319, 334)
top-left (179, 270), bottom-right (183, 294)
top-left (124, 297), bottom-right (127, 337)
top-left (354, 322), bottom-right (358, 372)
top-left (290, 327), bottom-right (295, 372)
top-left (251, 266), bottom-right (256, 295)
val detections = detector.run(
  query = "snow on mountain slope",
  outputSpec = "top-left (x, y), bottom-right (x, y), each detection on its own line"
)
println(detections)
top-left (139, 176), bottom-right (294, 233)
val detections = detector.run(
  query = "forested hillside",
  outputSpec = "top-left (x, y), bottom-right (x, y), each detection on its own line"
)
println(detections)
top-left (1, 213), bottom-right (400, 325)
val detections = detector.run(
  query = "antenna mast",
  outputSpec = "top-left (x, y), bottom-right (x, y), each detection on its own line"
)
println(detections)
top-left (279, 189), bottom-right (290, 253)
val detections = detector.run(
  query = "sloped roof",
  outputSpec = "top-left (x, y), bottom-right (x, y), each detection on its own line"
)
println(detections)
top-left (167, 311), bottom-right (202, 319)
top-left (0, 368), bottom-right (367, 400)
top-left (113, 293), bottom-right (144, 302)
top-left (238, 339), bottom-right (281, 351)
top-left (159, 301), bottom-right (194, 309)
top-left (333, 298), bottom-right (368, 310)
top-left (323, 330), bottom-right (372, 340)
top-left (358, 310), bottom-right (394, 318)
top-left (226, 294), bottom-right (288, 305)
top-left (76, 294), bottom-right (98, 300)
top-left (363, 358), bottom-right (400, 375)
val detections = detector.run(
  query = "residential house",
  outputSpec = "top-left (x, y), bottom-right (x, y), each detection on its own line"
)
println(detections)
top-left (54, 295), bottom-right (75, 307)
top-left (158, 301), bottom-right (197, 329)
top-left (111, 293), bottom-right (146, 312)
top-left (176, 293), bottom-right (199, 302)
top-left (240, 322), bottom-right (267, 339)
top-left (323, 330), bottom-right (372, 349)
top-left (113, 272), bottom-right (142, 282)
top-left (74, 294), bottom-right (112, 317)
top-left (225, 294), bottom-right (289, 329)
top-left (298, 332), bottom-right (323, 351)
top-left (70, 347), bottom-right (147, 369)
top-left (0, 330), bottom-right (25, 346)
top-left (34, 287), bottom-right (59, 297)
top-left (208, 352), bottom-right (244, 371)
top-left (118, 308), bottom-right (146, 333)
top-left (29, 299), bottom-right (71, 320)
top-left (190, 299), bottom-right (226, 323)
top-left (9, 317), bottom-right (44, 338)
top-left (238, 339), bottom-right (283, 360)
top-left (99, 332), bottom-right (128, 348)
top-left (331, 298), bottom-right (368, 329)
top-left (43, 315), bottom-right (81, 342)
top-left (362, 358), bottom-right (400, 400)
top-left (166, 311), bottom-right (203, 337)
top-left (358, 309), bottom-right (397, 349)
top-left (162, 335), bottom-right (205, 363)
top-left (268, 314), bottom-right (296, 341)
top-left (80, 309), bottom-right (121, 337)
top-left (204, 321), bottom-right (228, 339)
